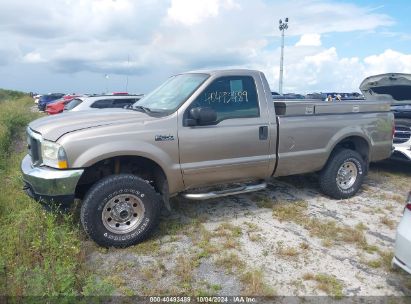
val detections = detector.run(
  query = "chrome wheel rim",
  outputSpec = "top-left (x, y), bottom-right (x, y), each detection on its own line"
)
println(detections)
top-left (336, 161), bottom-right (358, 190)
top-left (101, 194), bottom-right (145, 234)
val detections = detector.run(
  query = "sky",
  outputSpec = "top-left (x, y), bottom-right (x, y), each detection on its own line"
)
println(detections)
top-left (0, 0), bottom-right (410, 94)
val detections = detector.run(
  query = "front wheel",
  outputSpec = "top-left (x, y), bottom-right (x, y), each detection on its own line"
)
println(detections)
top-left (80, 174), bottom-right (162, 247)
top-left (319, 149), bottom-right (366, 199)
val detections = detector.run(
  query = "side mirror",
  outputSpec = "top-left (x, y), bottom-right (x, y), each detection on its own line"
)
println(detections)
top-left (186, 107), bottom-right (217, 126)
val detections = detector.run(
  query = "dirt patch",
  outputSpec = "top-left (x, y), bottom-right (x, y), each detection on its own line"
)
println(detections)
top-left (84, 160), bottom-right (411, 296)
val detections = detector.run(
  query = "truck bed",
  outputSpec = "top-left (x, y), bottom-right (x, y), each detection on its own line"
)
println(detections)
top-left (274, 100), bottom-right (391, 116)
top-left (272, 99), bottom-right (393, 178)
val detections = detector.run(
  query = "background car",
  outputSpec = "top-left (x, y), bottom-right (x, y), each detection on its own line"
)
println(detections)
top-left (64, 94), bottom-right (143, 112)
top-left (392, 192), bottom-right (411, 274)
top-left (45, 94), bottom-right (80, 115)
top-left (33, 94), bottom-right (42, 104)
top-left (391, 105), bottom-right (411, 162)
top-left (37, 93), bottom-right (65, 111)
top-left (360, 73), bottom-right (411, 162)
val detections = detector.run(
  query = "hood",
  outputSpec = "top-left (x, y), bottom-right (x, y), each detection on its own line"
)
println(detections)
top-left (29, 109), bottom-right (155, 141)
top-left (359, 73), bottom-right (411, 105)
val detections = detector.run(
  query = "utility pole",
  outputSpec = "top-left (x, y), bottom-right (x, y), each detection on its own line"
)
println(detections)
top-left (278, 17), bottom-right (289, 95)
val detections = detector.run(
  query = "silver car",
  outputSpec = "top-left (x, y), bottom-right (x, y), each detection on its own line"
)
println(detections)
top-left (392, 192), bottom-right (411, 274)
top-left (64, 94), bottom-right (143, 112)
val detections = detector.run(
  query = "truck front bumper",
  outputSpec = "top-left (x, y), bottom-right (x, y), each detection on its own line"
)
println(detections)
top-left (21, 154), bottom-right (84, 205)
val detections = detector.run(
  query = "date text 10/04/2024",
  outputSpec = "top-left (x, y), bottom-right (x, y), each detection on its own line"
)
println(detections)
top-left (149, 296), bottom-right (257, 303)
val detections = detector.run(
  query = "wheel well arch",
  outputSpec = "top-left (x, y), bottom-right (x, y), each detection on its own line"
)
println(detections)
top-left (75, 155), bottom-right (168, 200)
top-left (331, 135), bottom-right (370, 163)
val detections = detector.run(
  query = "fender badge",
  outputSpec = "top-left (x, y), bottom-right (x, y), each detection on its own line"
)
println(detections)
top-left (155, 135), bottom-right (175, 141)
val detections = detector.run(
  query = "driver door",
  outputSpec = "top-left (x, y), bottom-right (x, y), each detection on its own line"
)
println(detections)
top-left (178, 75), bottom-right (271, 188)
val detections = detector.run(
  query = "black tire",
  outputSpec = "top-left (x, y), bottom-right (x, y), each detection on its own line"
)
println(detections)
top-left (80, 174), bottom-right (162, 247)
top-left (319, 149), bottom-right (366, 199)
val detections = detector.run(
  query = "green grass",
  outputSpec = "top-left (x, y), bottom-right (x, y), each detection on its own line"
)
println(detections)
top-left (272, 200), bottom-right (308, 222)
top-left (303, 273), bottom-right (343, 298)
top-left (214, 252), bottom-right (245, 274)
top-left (240, 268), bottom-right (275, 296)
top-left (0, 88), bottom-right (26, 103)
top-left (365, 249), bottom-right (396, 271)
top-left (0, 91), bottom-right (91, 296)
top-left (271, 199), bottom-right (377, 251)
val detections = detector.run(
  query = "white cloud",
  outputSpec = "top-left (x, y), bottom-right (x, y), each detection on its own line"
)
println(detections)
top-left (167, 0), bottom-right (238, 26)
top-left (304, 47), bottom-right (336, 65)
top-left (281, 47), bottom-right (364, 92)
top-left (0, 0), bottom-right (406, 94)
top-left (285, 1), bottom-right (393, 35)
top-left (363, 49), bottom-right (411, 75)
top-left (261, 47), bottom-right (411, 94)
top-left (23, 52), bottom-right (46, 63)
top-left (295, 34), bottom-right (322, 47)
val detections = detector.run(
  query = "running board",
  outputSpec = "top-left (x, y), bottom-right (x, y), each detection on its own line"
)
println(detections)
top-left (182, 182), bottom-right (267, 200)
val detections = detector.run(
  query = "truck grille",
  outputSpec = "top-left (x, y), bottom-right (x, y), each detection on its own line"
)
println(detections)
top-left (27, 128), bottom-right (42, 165)
top-left (394, 125), bottom-right (411, 144)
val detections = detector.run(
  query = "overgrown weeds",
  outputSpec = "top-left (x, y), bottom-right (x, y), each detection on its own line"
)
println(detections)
top-left (0, 91), bottom-right (89, 296)
top-left (303, 273), bottom-right (343, 297)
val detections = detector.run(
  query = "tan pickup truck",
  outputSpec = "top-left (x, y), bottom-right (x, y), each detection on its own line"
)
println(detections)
top-left (21, 69), bottom-right (394, 247)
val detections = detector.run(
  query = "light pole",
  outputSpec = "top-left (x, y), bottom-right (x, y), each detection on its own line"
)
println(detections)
top-left (278, 17), bottom-right (289, 95)
top-left (105, 74), bottom-right (109, 93)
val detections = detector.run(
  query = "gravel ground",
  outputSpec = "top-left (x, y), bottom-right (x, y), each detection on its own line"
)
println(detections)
top-left (84, 160), bottom-right (411, 297)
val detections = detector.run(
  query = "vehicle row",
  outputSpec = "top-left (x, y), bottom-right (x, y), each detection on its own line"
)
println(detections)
top-left (33, 92), bottom-right (144, 114)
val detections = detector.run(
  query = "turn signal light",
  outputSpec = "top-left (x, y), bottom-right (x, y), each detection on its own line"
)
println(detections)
top-left (58, 160), bottom-right (68, 169)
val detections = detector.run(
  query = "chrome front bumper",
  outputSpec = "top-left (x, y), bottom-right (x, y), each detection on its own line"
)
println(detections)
top-left (21, 154), bottom-right (84, 204)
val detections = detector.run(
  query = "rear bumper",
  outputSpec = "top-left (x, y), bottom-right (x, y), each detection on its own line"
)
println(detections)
top-left (21, 154), bottom-right (84, 205)
top-left (391, 145), bottom-right (411, 162)
top-left (392, 209), bottom-right (411, 274)
top-left (392, 256), bottom-right (411, 275)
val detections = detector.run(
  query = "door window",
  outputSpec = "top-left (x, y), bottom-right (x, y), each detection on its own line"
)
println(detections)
top-left (189, 76), bottom-right (259, 122)
top-left (91, 99), bottom-right (114, 109)
top-left (112, 98), bottom-right (136, 108)
top-left (64, 98), bottom-right (83, 110)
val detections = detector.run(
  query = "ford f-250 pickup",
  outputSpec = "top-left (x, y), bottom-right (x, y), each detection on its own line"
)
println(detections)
top-left (21, 69), bottom-right (394, 247)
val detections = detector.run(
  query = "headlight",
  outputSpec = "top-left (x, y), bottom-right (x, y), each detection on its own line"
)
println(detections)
top-left (41, 140), bottom-right (68, 169)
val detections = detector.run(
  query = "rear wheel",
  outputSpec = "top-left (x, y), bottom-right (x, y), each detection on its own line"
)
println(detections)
top-left (80, 174), bottom-right (162, 247)
top-left (319, 149), bottom-right (366, 199)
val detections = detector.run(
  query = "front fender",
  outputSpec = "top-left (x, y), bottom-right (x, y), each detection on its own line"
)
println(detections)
top-left (73, 140), bottom-right (183, 194)
top-left (59, 116), bottom-right (184, 193)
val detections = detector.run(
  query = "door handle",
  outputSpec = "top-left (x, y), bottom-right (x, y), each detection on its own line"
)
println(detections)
top-left (259, 126), bottom-right (268, 140)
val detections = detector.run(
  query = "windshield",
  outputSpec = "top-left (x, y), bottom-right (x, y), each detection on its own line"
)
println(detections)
top-left (64, 98), bottom-right (83, 110)
top-left (133, 73), bottom-right (209, 113)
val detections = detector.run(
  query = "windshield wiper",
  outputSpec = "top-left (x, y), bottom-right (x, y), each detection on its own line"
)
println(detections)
top-left (132, 106), bottom-right (153, 114)
top-left (132, 106), bottom-right (167, 114)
